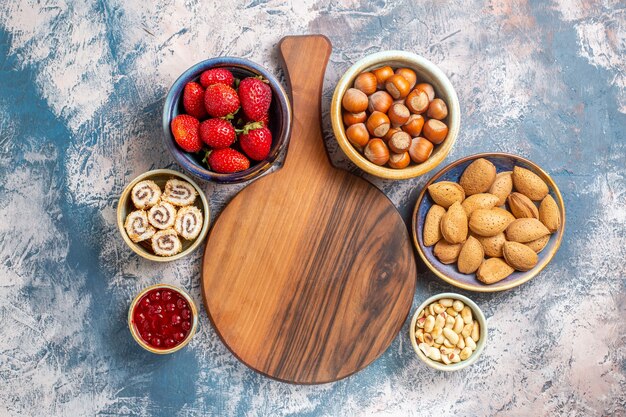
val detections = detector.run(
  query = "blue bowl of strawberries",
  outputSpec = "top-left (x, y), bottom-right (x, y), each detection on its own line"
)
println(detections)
top-left (163, 57), bottom-right (292, 183)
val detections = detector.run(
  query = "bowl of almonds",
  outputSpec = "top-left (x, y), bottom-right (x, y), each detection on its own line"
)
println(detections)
top-left (410, 293), bottom-right (487, 371)
top-left (412, 153), bottom-right (565, 292)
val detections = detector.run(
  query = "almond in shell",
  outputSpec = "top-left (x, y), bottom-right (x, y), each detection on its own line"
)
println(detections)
top-left (512, 166), bottom-right (549, 201)
top-left (477, 258), bottom-right (515, 284)
top-left (539, 194), bottom-right (560, 233)
top-left (423, 204), bottom-right (446, 246)
top-left (459, 158), bottom-right (497, 196)
top-left (525, 234), bottom-right (550, 253)
top-left (428, 181), bottom-right (466, 208)
top-left (506, 218), bottom-right (550, 243)
top-left (434, 240), bottom-right (462, 264)
top-left (461, 193), bottom-right (499, 216)
top-left (469, 208), bottom-right (515, 237)
top-left (489, 171), bottom-right (513, 206)
top-left (457, 236), bottom-right (484, 274)
top-left (507, 192), bottom-right (539, 219)
top-left (503, 241), bottom-right (538, 271)
top-left (440, 202), bottom-right (468, 244)
top-left (474, 232), bottom-right (506, 258)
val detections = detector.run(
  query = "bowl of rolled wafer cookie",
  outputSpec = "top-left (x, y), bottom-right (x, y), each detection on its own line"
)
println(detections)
top-left (117, 169), bottom-right (209, 262)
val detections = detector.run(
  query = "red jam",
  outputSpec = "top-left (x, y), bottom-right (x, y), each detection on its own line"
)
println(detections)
top-left (132, 288), bottom-right (193, 350)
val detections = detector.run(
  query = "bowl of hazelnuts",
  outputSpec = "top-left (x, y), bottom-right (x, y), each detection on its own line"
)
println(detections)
top-left (331, 51), bottom-right (460, 180)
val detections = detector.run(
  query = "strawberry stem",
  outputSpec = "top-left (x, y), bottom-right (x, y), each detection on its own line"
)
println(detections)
top-left (235, 121), bottom-right (264, 135)
top-left (202, 149), bottom-right (213, 165)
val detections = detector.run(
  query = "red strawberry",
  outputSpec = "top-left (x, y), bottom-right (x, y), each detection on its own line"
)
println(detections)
top-left (199, 118), bottom-right (235, 149)
top-left (207, 148), bottom-right (250, 173)
top-left (171, 115), bottom-right (202, 152)
top-left (238, 122), bottom-right (272, 161)
top-left (238, 77), bottom-right (272, 121)
top-left (204, 84), bottom-right (239, 118)
top-left (199, 68), bottom-right (234, 88)
top-left (182, 82), bottom-right (207, 119)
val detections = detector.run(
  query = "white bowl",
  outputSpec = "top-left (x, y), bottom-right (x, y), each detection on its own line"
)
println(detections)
top-left (409, 292), bottom-right (487, 371)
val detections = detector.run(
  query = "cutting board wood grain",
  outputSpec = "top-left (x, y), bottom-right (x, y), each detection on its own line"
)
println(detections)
top-left (202, 35), bottom-right (416, 384)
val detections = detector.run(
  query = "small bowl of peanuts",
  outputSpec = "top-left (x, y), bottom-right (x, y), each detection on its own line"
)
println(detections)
top-left (410, 293), bottom-right (487, 371)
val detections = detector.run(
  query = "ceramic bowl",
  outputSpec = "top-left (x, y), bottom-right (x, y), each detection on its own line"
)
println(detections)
top-left (117, 169), bottom-right (210, 262)
top-left (330, 51), bottom-right (460, 180)
top-left (409, 292), bottom-right (487, 371)
top-left (412, 153), bottom-right (566, 292)
top-left (162, 57), bottom-right (292, 183)
top-left (128, 283), bottom-right (199, 354)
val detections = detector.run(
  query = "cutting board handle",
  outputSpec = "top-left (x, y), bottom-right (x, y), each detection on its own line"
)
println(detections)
top-left (278, 35), bottom-right (333, 170)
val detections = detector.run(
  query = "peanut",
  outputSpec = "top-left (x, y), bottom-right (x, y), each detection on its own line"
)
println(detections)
top-left (465, 336), bottom-right (477, 350)
top-left (471, 322), bottom-right (480, 342)
top-left (439, 298), bottom-right (453, 307)
top-left (443, 328), bottom-right (459, 345)
top-left (452, 300), bottom-right (464, 312)
top-left (424, 315), bottom-right (435, 333)
top-left (459, 347), bottom-right (473, 360)
top-left (461, 306), bottom-right (473, 324)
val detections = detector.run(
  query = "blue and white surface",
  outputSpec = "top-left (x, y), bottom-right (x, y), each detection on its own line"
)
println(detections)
top-left (0, 1), bottom-right (624, 416)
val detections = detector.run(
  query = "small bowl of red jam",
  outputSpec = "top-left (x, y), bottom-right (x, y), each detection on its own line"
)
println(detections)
top-left (128, 284), bottom-right (198, 354)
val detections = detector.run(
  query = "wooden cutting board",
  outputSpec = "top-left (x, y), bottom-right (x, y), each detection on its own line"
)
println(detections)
top-left (202, 35), bottom-right (416, 384)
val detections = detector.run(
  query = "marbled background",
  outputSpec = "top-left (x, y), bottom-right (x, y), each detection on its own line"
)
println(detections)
top-left (0, 0), bottom-right (624, 416)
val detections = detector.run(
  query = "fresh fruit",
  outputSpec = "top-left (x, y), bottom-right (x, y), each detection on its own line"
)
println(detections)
top-left (469, 208), bottom-right (515, 237)
top-left (440, 202), bottom-right (468, 244)
top-left (503, 241), bottom-right (538, 271)
top-left (238, 77), bottom-right (272, 121)
top-left (512, 166), bottom-right (549, 201)
top-left (182, 82), bottom-right (208, 119)
top-left (476, 258), bottom-right (514, 284)
top-left (206, 148), bottom-right (250, 173)
top-left (238, 122), bottom-right (272, 161)
top-left (489, 171), bottom-right (513, 206)
top-left (539, 195), bottom-right (560, 232)
top-left (459, 158), bottom-right (497, 196)
top-left (199, 68), bottom-right (234, 88)
top-left (458, 236), bottom-right (484, 274)
top-left (423, 204), bottom-right (446, 247)
top-left (507, 192), bottom-right (539, 219)
top-left (427, 181), bottom-right (465, 209)
top-left (199, 118), bottom-right (236, 149)
top-left (171, 115), bottom-right (202, 152)
top-left (204, 84), bottom-right (240, 118)
top-left (505, 218), bottom-right (550, 243)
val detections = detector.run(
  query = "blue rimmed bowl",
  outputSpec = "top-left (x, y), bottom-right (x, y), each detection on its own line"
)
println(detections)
top-left (162, 57), bottom-right (292, 183)
top-left (412, 153), bottom-right (566, 292)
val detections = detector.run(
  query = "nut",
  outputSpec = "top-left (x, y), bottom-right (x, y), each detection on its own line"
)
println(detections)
top-left (459, 158), bottom-right (497, 196)
top-left (452, 300), bottom-right (464, 312)
top-left (465, 336), bottom-right (477, 350)
top-left (443, 328), bottom-right (460, 345)
top-left (453, 315), bottom-right (464, 334)
top-left (440, 202), bottom-right (468, 244)
top-left (512, 166), bottom-right (549, 201)
top-left (461, 306), bottom-right (473, 324)
top-left (507, 192), bottom-right (539, 219)
top-left (539, 194), bottom-right (560, 233)
top-left (424, 315), bottom-right (435, 333)
top-left (459, 347), bottom-right (473, 360)
top-left (439, 298), bottom-right (453, 307)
